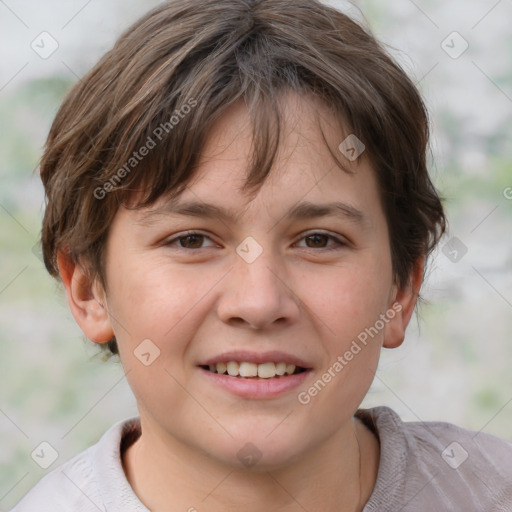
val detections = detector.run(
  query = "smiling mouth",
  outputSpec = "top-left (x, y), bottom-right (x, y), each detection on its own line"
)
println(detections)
top-left (199, 362), bottom-right (309, 379)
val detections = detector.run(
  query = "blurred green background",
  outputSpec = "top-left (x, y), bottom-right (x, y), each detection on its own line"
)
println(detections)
top-left (1, 0), bottom-right (511, 508)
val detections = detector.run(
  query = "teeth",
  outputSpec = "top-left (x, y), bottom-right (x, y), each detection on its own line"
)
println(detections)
top-left (275, 362), bottom-right (286, 376)
top-left (210, 361), bottom-right (302, 378)
top-left (226, 361), bottom-right (239, 376)
top-left (257, 362), bottom-right (276, 378)
top-left (239, 362), bottom-right (258, 377)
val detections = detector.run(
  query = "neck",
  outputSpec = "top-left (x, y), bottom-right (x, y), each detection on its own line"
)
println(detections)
top-left (122, 416), bottom-right (380, 512)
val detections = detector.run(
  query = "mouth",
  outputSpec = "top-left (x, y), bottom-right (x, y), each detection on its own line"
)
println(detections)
top-left (199, 361), bottom-right (309, 379)
top-left (197, 360), bottom-right (312, 400)
top-left (196, 351), bottom-right (313, 398)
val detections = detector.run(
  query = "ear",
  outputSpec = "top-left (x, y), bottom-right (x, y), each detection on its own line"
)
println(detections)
top-left (57, 249), bottom-right (114, 344)
top-left (383, 257), bottom-right (424, 349)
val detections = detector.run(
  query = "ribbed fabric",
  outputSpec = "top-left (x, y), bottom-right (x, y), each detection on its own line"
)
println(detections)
top-left (357, 407), bottom-right (512, 511)
top-left (10, 406), bottom-right (512, 511)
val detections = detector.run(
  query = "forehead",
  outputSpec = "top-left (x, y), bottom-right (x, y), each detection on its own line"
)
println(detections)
top-left (129, 91), bottom-right (383, 229)
top-left (197, 91), bottom-right (354, 172)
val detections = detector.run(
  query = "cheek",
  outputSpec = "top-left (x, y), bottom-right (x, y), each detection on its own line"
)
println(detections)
top-left (102, 259), bottom-right (180, 351)
top-left (105, 259), bottom-right (221, 352)
top-left (107, 264), bottom-right (201, 407)
top-left (297, 263), bottom-right (388, 417)
top-left (303, 255), bottom-right (392, 342)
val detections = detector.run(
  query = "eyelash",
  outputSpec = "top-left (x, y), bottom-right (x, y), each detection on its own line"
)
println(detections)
top-left (165, 230), bottom-right (347, 252)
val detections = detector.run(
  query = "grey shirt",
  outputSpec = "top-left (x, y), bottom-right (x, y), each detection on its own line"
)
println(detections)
top-left (10, 406), bottom-right (512, 511)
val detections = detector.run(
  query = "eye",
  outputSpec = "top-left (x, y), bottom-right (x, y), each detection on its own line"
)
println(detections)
top-left (295, 231), bottom-right (347, 251)
top-left (165, 231), bottom-right (217, 250)
top-left (165, 230), bottom-right (347, 251)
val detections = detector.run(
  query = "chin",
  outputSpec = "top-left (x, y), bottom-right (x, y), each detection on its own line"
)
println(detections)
top-left (212, 432), bottom-right (308, 473)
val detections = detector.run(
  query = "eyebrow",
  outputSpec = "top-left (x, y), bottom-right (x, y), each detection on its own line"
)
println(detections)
top-left (136, 199), bottom-right (370, 228)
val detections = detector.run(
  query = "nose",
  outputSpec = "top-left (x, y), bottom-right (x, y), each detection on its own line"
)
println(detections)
top-left (216, 246), bottom-right (300, 331)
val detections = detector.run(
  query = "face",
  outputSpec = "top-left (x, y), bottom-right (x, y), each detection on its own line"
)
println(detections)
top-left (69, 92), bottom-right (416, 471)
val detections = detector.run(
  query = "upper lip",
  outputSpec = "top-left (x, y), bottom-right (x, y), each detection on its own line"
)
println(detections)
top-left (198, 350), bottom-right (313, 369)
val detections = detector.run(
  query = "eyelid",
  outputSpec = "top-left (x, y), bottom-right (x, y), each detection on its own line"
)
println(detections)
top-left (165, 229), bottom-right (348, 251)
top-left (165, 230), bottom-right (218, 249)
top-left (294, 230), bottom-right (348, 250)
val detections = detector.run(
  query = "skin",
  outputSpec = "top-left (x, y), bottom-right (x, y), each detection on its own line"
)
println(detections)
top-left (58, 91), bottom-right (423, 512)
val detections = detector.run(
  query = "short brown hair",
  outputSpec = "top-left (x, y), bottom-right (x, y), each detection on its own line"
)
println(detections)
top-left (40, 0), bottom-right (446, 356)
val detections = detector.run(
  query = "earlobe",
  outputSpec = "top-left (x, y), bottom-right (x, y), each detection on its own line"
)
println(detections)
top-left (57, 249), bottom-right (114, 344)
top-left (382, 258), bottom-right (424, 349)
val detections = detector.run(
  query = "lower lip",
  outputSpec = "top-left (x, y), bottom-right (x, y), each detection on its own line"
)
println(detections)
top-left (198, 367), bottom-right (312, 399)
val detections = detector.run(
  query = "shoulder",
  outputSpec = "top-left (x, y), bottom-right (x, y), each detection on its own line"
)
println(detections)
top-left (357, 406), bottom-right (512, 512)
top-left (9, 417), bottom-right (144, 512)
top-left (9, 444), bottom-right (100, 512)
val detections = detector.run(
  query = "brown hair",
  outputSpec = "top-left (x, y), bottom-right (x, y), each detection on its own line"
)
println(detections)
top-left (39, 0), bottom-right (446, 356)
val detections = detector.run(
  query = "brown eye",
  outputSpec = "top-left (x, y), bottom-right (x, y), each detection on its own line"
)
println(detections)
top-left (296, 232), bottom-right (346, 251)
top-left (305, 234), bottom-right (330, 248)
top-left (177, 234), bottom-right (205, 249)
top-left (166, 231), bottom-right (216, 250)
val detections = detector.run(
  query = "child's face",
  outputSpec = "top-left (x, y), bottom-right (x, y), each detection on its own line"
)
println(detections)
top-left (84, 92), bottom-right (416, 468)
